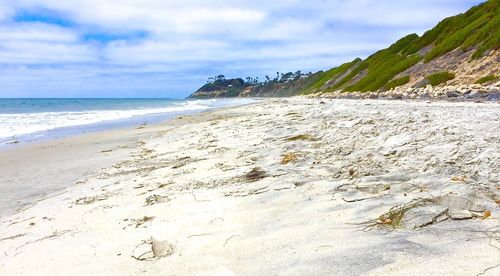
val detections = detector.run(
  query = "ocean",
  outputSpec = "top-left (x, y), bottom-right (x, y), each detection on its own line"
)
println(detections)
top-left (0, 98), bottom-right (255, 145)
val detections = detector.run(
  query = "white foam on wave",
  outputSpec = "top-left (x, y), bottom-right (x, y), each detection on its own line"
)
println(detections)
top-left (0, 100), bottom-right (214, 139)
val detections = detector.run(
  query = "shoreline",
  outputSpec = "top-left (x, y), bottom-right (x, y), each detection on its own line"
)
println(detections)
top-left (1, 98), bottom-right (499, 275)
top-left (0, 98), bottom-right (259, 149)
top-left (0, 103), bottom-right (254, 219)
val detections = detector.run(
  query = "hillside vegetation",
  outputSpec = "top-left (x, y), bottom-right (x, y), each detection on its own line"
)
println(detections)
top-left (190, 0), bottom-right (499, 98)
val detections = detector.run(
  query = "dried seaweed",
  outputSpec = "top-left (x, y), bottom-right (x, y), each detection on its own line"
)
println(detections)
top-left (281, 152), bottom-right (298, 164)
top-left (245, 167), bottom-right (268, 182)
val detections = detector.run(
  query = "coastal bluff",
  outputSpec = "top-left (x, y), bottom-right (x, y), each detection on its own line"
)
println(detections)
top-left (189, 0), bottom-right (499, 99)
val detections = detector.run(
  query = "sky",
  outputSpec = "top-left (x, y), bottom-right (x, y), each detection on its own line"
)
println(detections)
top-left (0, 0), bottom-right (485, 98)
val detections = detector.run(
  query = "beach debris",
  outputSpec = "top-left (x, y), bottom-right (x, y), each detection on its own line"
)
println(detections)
top-left (363, 198), bottom-right (449, 230)
top-left (192, 192), bottom-right (211, 202)
top-left (245, 167), bottom-right (268, 182)
top-left (450, 175), bottom-right (466, 182)
top-left (157, 182), bottom-right (173, 189)
top-left (136, 123), bottom-right (147, 129)
top-left (0, 233), bottom-right (26, 242)
top-left (141, 147), bottom-right (155, 155)
top-left (90, 204), bottom-right (116, 213)
top-left (223, 234), bottom-right (241, 247)
top-left (341, 191), bottom-right (380, 203)
top-left (186, 233), bottom-right (213, 239)
top-left (7, 216), bottom-right (36, 226)
top-left (348, 168), bottom-right (356, 176)
top-left (171, 156), bottom-right (192, 169)
top-left (145, 194), bottom-right (170, 206)
top-left (483, 210), bottom-right (491, 219)
top-left (133, 183), bottom-right (145, 189)
top-left (131, 244), bottom-right (154, 260)
top-left (124, 216), bottom-right (155, 229)
top-left (76, 179), bottom-right (89, 185)
top-left (274, 185), bottom-right (293, 191)
top-left (132, 238), bottom-right (174, 261)
top-left (294, 182), bottom-right (306, 187)
top-left (381, 149), bottom-right (397, 156)
top-left (75, 192), bottom-right (111, 205)
top-left (285, 134), bottom-right (317, 141)
top-left (333, 182), bottom-right (390, 203)
top-left (224, 186), bottom-right (269, 197)
top-left (361, 189), bottom-right (495, 230)
top-left (281, 152), bottom-right (298, 164)
top-left (16, 230), bottom-right (72, 251)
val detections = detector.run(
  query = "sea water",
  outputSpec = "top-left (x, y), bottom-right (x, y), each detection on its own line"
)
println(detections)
top-left (0, 98), bottom-right (255, 145)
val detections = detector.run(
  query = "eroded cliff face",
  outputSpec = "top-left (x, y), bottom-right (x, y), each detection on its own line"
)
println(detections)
top-left (190, 49), bottom-right (499, 99)
top-left (394, 49), bottom-right (499, 89)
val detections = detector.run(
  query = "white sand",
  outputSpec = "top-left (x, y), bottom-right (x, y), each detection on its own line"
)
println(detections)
top-left (1, 98), bottom-right (499, 275)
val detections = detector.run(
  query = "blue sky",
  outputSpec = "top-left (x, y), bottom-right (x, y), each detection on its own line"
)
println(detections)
top-left (0, 0), bottom-right (484, 98)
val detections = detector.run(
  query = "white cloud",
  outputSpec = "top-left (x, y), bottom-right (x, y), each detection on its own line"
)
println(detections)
top-left (0, 0), bottom-right (484, 97)
top-left (104, 39), bottom-right (229, 64)
top-left (0, 23), bottom-right (95, 64)
top-left (0, 22), bottom-right (77, 42)
top-left (0, 6), bottom-right (11, 21)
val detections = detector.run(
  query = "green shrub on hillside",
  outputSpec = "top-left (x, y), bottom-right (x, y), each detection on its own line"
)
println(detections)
top-left (424, 15), bottom-right (489, 62)
top-left (384, 76), bottom-right (410, 90)
top-left (322, 34), bottom-right (423, 93)
top-left (346, 54), bottom-right (421, 92)
top-left (400, 0), bottom-right (500, 62)
top-left (309, 58), bottom-right (361, 91)
top-left (461, 14), bottom-right (497, 51)
top-left (388, 33), bottom-right (419, 54)
top-left (426, 72), bottom-right (455, 86)
top-left (475, 75), bottom-right (498, 84)
top-left (402, 19), bottom-right (450, 55)
top-left (325, 62), bottom-right (367, 92)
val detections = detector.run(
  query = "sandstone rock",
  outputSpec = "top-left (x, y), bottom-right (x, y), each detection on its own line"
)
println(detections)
top-left (391, 94), bottom-right (403, 100)
top-left (145, 194), bottom-right (170, 206)
top-left (420, 93), bottom-right (430, 99)
top-left (413, 79), bottom-right (430, 88)
top-left (487, 92), bottom-right (500, 101)
top-left (465, 91), bottom-right (487, 99)
top-left (446, 91), bottom-right (461, 98)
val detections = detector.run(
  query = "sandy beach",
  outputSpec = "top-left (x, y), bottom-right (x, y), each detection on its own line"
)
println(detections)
top-left (1, 98), bottom-right (499, 275)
